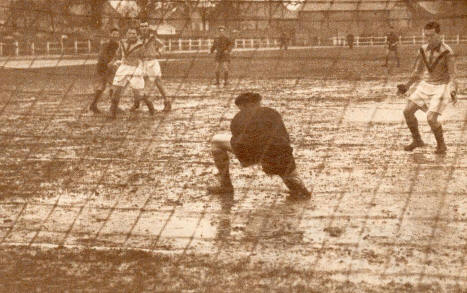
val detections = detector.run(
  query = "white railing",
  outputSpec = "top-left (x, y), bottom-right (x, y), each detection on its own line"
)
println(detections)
top-left (331, 35), bottom-right (467, 47)
top-left (0, 35), bottom-right (466, 57)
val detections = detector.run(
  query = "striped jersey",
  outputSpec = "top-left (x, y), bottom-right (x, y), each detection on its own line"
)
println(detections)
top-left (412, 42), bottom-right (455, 85)
top-left (115, 39), bottom-right (145, 67)
top-left (142, 35), bottom-right (164, 60)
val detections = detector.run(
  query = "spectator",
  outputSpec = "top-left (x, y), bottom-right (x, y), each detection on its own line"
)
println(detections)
top-left (346, 33), bottom-right (354, 49)
top-left (279, 31), bottom-right (289, 50)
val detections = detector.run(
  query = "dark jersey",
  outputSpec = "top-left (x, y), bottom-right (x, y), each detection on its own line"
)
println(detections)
top-left (230, 107), bottom-right (295, 176)
top-left (211, 36), bottom-right (233, 56)
top-left (387, 32), bottom-right (398, 49)
top-left (96, 40), bottom-right (119, 74)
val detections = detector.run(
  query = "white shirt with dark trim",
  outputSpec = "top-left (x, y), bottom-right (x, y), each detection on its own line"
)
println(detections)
top-left (142, 35), bottom-right (164, 61)
top-left (115, 39), bottom-right (145, 67)
top-left (412, 42), bottom-right (456, 85)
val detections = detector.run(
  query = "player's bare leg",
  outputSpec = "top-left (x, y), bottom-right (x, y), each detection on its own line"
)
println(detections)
top-left (129, 95), bottom-right (140, 112)
top-left (403, 100), bottom-right (425, 151)
top-left (280, 169), bottom-right (311, 201)
top-left (223, 62), bottom-right (229, 86)
top-left (134, 88), bottom-right (155, 116)
top-left (90, 89), bottom-right (104, 114)
top-left (383, 49), bottom-right (390, 67)
top-left (394, 49), bottom-right (400, 67)
top-left (215, 62), bottom-right (222, 86)
top-left (91, 80), bottom-right (112, 114)
top-left (154, 78), bottom-right (171, 112)
top-left (130, 77), bottom-right (146, 112)
top-left (427, 111), bottom-right (447, 154)
top-left (208, 133), bottom-right (234, 195)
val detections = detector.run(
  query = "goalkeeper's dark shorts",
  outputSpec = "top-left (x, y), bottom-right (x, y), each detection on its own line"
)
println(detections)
top-left (233, 143), bottom-right (296, 177)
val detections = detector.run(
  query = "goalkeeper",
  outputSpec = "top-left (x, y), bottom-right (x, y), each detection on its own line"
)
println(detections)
top-left (397, 22), bottom-right (458, 155)
top-left (90, 27), bottom-right (120, 114)
top-left (207, 92), bottom-right (311, 201)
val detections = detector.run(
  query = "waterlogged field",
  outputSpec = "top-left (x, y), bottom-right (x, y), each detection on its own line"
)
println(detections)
top-left (0, 47), bottom-right (466, 292)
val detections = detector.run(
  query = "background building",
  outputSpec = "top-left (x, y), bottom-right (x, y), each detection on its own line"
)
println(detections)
top-left (0, 0), bottom-right (465, 40)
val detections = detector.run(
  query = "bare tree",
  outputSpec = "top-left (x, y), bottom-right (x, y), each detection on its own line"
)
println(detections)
top-left (89, 0), bottom-right (107, 28)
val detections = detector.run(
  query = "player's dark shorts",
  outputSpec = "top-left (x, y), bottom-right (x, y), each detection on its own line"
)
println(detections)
top-left (233, 143), bottom-right (296, 177)
top-left (215, 53), bottom-right (230, 63)
top-left (388, 45), bottom-right (398, 51)
top-left (94, 65), bottom-right (116, 91)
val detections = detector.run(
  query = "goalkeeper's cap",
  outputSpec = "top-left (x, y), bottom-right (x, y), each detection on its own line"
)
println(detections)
top-left (235, 92), bottom-right (262, 106)
top-left (110, 26), bottom-right (120, 33)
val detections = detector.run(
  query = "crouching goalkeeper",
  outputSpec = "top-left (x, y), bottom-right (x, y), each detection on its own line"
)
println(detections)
top-left (397, 21), bottom-right (458, 155)
top-left (207, 92), bottom-right (311, 201)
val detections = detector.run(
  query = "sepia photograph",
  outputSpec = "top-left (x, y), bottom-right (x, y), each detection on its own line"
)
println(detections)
top-left (0, 0), bottom-right (465, 291)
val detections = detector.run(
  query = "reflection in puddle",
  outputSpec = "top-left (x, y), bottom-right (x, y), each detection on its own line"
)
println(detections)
top-left (212, 195), bottom-right (306, 248)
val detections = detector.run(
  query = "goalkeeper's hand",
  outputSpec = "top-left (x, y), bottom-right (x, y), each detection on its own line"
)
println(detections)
top-left (397, 84), bottom-right (409, 95)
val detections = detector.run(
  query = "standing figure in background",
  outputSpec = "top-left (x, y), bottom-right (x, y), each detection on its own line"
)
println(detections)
top-left (397, 22), bottom-right (458, 155)
top-left (109, 28), bottom-right (145, 119)
top-left (279, 31), bottom-right (289, 50)
top-left (210, 26), bottom-right (233, 87)
top-left (90, 27), bottom-right (120, 114)
top-left (383, 26), bottom-right (400, 67)
top-left (346, 33), bottom-right (354, 49)
top-left (131, 21), bottom-right (171, 114)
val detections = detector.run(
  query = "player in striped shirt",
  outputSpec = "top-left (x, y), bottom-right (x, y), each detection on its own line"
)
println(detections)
top-left (109, 28), bottom-right (146, 119)
top-left (130, 21), bottom-right (171, 113)
top-left (398, 22), bottom-right (458, 154)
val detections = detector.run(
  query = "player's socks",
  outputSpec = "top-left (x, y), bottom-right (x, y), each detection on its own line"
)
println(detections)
top-left (207, 180), bottom-right (233, 195)
top-left (404, 120), bottom-right (425, 151)
top-left (143, 98), bottom-right (155, 115)
top-left (282, 176), bottom-right (311, 201)
top-left (224, 72), bottom-right (229, 86)
top-left (208, 149), bottom-right (234, 194)
top-left (163, 100), bottom-right (171, 112)
top-left (433, 125), bottom-right (447, 154)
top-left (109, 99), bottom-right (119, 119)
top-left (382, 56), bottom-right (388, 67)
top-left (130, 99), bottom-right (140, 112)
top-left (90, 90), bottom-right (103, 113)
top-left (215, 72), bottom-right (220, 85)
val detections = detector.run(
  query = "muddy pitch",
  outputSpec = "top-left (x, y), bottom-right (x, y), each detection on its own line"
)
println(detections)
top-left (0, 49), bottom-right (466, 291)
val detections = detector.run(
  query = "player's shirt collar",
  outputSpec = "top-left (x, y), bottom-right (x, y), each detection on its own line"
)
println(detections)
top-left (427, 42), bottom-right (441, 52)
top-left (121, 39), bottom-right (144, 56)
top-left (420, 42), bottom-right (449, 73)
top-left (142, 35), bottom-right (155, 46)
